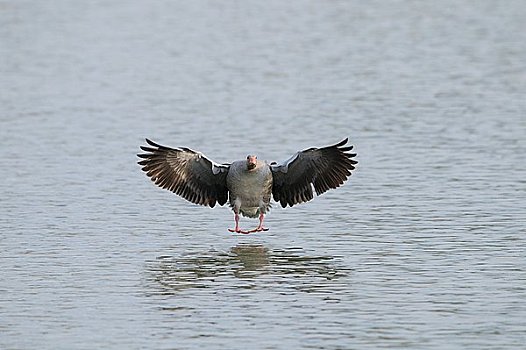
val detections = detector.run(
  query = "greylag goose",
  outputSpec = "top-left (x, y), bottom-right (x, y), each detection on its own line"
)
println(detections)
top-left (138, 138), bottom-right (357, 233)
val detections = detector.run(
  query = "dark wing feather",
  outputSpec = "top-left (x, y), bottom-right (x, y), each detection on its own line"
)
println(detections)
top-left (270, 138), bottom-right (357, 208)
top-left (137, 139), bottom-right (230, 207)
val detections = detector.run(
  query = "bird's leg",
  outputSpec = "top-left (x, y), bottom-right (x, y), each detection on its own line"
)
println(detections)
top-left (249, 213), bottom-right (269, 233)
top-left (228, 212), bottom-right (249, 234)
top-left (228, 213), bottom-right (240, 232)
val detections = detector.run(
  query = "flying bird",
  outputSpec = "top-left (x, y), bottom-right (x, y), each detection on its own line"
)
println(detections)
top-left (137, 138), bottom-right (357, 234)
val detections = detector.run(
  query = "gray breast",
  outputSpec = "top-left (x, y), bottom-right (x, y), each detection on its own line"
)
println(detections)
top-left (226, 160), bottom-right (273, 217)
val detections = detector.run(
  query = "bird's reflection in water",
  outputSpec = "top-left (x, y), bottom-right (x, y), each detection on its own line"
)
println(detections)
top-left (229, 244), bottom-right (269, 274)
top-left (145, 243), bottom-right (350, 295)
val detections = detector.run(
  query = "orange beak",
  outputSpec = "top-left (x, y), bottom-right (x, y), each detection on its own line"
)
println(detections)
top-left (247, 155), bottom-right (257, 170)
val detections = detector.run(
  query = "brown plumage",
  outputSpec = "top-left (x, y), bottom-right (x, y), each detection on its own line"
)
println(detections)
top-left (270, 138), bottom-right (357, 208)
top-left (138, 138), bottom-right (357, 233)
top-left (137, 139), bottom-right (229, 208)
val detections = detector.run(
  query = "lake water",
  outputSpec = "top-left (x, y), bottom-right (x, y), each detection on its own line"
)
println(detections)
top-left (1, 1), bottom-right (525, 349)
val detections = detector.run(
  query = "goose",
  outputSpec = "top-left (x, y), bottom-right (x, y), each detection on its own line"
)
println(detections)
top-left (138, 138), bottom-right (357, 233)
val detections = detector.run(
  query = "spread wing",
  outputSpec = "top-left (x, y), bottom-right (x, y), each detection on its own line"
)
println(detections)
top-left (270, 138), bottom-right (357, 208)
top-left (137, 139), bottom-right (230, 207)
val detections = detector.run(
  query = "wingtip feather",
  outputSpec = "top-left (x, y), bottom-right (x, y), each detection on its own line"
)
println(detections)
top-left (145, 138), bottom-right (156, 146)
top-left (334, 138), bottom-right (349, 147)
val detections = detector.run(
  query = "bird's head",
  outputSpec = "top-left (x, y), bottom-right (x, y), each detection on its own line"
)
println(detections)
top-left (246, 155), bottom-right (258, 170)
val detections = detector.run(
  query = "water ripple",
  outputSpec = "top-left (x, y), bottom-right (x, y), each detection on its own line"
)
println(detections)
top-left (144, 244), bottom-right (351, 296)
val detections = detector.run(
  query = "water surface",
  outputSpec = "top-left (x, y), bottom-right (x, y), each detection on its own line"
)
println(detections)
top-left (1, 1), bottom-right (525, 349)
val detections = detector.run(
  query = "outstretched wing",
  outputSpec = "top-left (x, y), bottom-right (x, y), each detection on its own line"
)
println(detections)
top-left (137, 139), bottom-right (230, 207)
top-left (270, 138), bottom-right (357, 208)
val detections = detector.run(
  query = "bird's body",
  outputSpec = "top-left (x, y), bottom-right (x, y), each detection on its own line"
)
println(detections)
top-left (138, 138), bottom-right (357, 233)
top-left (226, 159), bottom-right (273, 218)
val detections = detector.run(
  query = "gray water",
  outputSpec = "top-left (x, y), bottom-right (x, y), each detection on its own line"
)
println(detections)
top-left (1, 1), bottom-right (525, 349)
